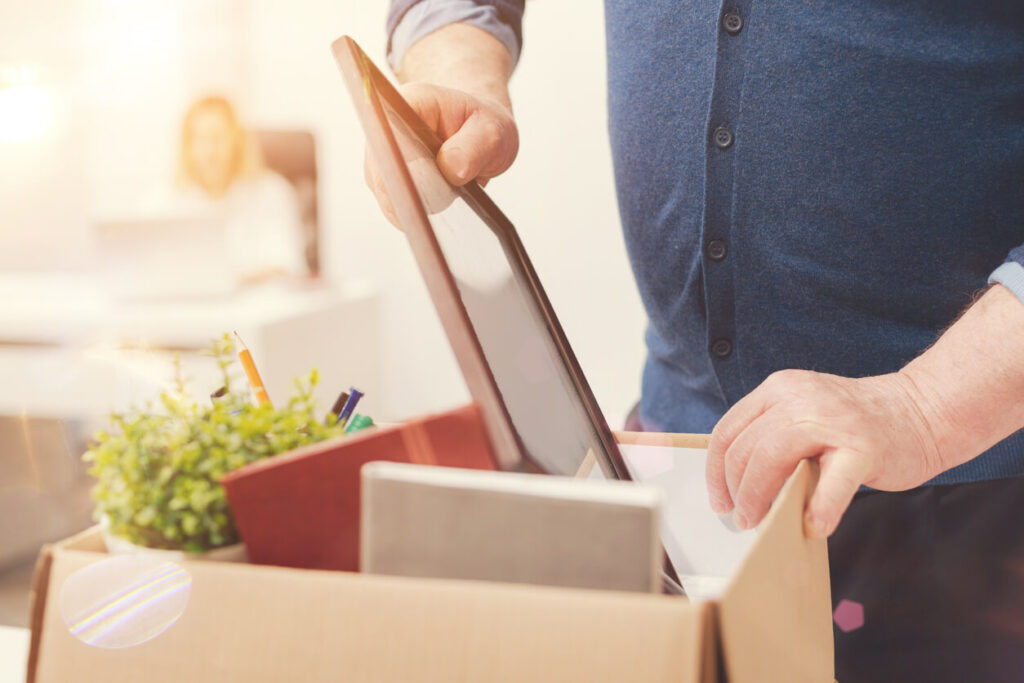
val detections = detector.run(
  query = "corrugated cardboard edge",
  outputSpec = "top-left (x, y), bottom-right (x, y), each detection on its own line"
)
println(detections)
top-left (701, 603), bottom-right (720, 683)
top-left (613, 431), bottom-right (711, 450)
top-left (25, 544), bottom-right (53, 683)
top-left (717, 460), bottom-right (833, 682)
top-left (26, 525), bottom-right (103, 683)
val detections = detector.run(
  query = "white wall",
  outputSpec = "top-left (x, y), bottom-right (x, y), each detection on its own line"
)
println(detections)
top-left (499, 2), bottom-right (648, 428)
top-left (0, 0), bottom-right (649, 427)
top-left (245, 0), bottom-right (648, 427)
top-left (0, 0), bottom-right (253, 268)
top-left (0, 0), bottom-right (89, 270)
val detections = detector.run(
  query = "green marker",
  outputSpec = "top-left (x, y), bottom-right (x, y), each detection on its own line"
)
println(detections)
top-left (344, 414), bottom-right (374, 434)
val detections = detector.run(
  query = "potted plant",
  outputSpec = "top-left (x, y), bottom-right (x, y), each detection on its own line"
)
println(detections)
top-left (84, 334), bottom-right (359, 560)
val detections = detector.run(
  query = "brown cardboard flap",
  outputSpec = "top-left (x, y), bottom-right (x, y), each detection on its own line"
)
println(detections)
top-left (717, 460), bottom-right (833, 682)
top-left (26, 545), bottom-right (54, 683)
top-left (33, 546), bottom-right (707, 683)
top-left (55, 525), bottom-right (107, 552)
top-left (614, 431), bottom-right (711, 450)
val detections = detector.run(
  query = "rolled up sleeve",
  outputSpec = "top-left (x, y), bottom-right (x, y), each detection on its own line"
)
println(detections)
top-left (989, 246), bottom-right (1024, 306)
top-left (387, 0), bottom-right (525, 72)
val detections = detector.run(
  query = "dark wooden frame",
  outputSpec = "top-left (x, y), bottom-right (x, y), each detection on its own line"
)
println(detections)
top-left (332, 35), bottom-right (632, 482)
top-left (332, 35), bottom-right (683, 589)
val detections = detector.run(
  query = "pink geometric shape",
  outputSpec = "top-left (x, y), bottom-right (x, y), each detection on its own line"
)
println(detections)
top-left (833, 599), bottom-right (864, 633)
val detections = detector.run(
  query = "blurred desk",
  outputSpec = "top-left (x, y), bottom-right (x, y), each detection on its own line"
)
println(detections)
top-left (0, 625), bottom-right (28, 683)
top-left (0, 273), bottom-right (383, 420)
top-left (0, 272), bottom-right (383, 568)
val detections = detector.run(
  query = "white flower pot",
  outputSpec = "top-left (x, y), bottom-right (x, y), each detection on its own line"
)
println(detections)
top-left (100, 517), bottom-right (248, 563)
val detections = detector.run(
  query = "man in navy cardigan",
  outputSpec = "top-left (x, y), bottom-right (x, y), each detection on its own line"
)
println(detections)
top-left (376, 2), bottom-right (1024, 680)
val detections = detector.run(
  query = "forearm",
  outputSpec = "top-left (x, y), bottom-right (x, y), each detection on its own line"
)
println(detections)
top-left (396, 23), bottom-right (514, 109)
top-left (900, 284), bottom-right (1024, 471)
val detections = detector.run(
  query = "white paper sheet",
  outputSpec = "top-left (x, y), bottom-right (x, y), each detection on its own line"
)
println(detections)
top-left (591, 443), bottom-right (757, 600)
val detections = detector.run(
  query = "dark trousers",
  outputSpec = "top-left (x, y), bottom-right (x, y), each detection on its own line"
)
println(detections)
top-left (829, 476), bottom-right (1024, 682)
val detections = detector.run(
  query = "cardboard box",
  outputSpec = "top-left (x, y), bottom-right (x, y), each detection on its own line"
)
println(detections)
top-left (26, 436), bottom-right (833, 682)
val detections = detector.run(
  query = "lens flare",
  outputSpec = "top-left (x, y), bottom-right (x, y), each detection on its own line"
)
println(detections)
top-left (58, 555), bottom-right (192, 649)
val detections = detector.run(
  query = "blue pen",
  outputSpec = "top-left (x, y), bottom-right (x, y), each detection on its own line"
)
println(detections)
top-left (335, 387), bottom-right (364, 428)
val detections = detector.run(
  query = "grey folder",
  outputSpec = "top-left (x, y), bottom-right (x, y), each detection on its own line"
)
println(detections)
top-left (360, 462), bottom-right (663, 593)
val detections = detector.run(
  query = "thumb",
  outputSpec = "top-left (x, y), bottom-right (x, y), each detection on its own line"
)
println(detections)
top-left (804, 448), bottom-right (872, 539)
top-left (436, 110), bottom-right (517, 186)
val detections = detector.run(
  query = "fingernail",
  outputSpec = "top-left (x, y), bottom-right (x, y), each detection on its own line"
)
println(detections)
top-left (709, 496), bottom-right (731, 514)
top-left (805, 511), bottom-right (827, 538)
top-left (733, 511), bottom-right (748, 529)
top-left (445, 148), bottom-right (469, 181)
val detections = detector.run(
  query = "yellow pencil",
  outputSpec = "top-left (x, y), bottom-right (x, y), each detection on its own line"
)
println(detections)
top-left (234, 331), bottom-right (272, 407)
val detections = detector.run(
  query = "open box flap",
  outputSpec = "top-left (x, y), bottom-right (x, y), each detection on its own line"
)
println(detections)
top-left (612, 434), bottom-right (833, 682)
top-left (29, 532), bottom-right (709, 683)
top-left (718, 459), bottom-right (833, 682)
top-left (27, 525), bottom-right (106, 683)
top-left (26, 545), bottom-right (52, 683)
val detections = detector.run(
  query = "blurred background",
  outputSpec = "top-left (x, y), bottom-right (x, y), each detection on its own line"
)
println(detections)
top-left (0, 0), bottom-right (645, 626)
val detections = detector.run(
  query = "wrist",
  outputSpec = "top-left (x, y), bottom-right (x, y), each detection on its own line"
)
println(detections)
top-left (892, 365), bottom-right (959, 474)
top-left (398, 24), bottom-right (514, 110)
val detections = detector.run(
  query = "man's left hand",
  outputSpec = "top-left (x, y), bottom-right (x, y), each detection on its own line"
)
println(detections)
top-left (705, 369), bottom-right (944, 538)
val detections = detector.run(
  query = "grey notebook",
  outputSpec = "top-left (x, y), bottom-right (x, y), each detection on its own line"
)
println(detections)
top-left (360, 462), bottom-right (663, 593)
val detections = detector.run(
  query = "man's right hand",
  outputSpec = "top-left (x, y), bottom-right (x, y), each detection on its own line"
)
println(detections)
top-left (364, 22), bottom-right (519, 228)
top-left (364, 82), bottom-right (518, 228)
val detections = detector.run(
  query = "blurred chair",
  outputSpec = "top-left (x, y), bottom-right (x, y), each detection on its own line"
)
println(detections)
top-left (0, 417), bottom-right (93, 567)
top-left (0, 417), bottom-right (94, 626)
top-left (253, 130), bottom-right (320, 277)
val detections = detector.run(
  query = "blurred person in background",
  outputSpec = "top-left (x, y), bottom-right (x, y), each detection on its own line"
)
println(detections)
top-left (177, 96), bottom-right (306, 284)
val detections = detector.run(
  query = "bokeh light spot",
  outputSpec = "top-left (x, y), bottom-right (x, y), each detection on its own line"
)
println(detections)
top-left (833, 598), bottom-right (864, 633)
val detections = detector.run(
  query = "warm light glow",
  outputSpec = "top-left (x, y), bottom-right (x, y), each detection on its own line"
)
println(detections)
top-left (0, 65), bottom-right (55, 144)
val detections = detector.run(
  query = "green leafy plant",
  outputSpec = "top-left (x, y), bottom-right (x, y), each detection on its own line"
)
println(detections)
top-left (84, 334), bottom-right (349, 553)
